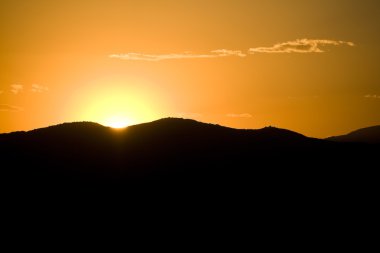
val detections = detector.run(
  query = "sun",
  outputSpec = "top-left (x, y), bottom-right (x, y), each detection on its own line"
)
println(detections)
top-left (70, 82), bottom-right (162, 129)
top-left (107, 121), bottom-right (129, 129)
top-left (104, 115), bottom-right (133, 129)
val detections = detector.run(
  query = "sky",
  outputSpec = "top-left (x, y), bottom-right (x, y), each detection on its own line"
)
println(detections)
top-left (1, 0), bottom-right (379, 137)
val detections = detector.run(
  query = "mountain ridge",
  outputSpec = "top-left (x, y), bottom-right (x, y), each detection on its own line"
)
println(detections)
top-left (326, 125), bottom-right (380, 144)
top-left (0, 117), bottom-right (309, 140)
top-left (5, 117), bottom-right (378, 144)
top-left (0, 118), bottom-right (378, 186)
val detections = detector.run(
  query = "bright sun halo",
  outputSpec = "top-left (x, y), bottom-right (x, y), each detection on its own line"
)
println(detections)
top-left (76, 84), bottom-right (159, 130)
top-left (105, 116), bottom-right (132, 129)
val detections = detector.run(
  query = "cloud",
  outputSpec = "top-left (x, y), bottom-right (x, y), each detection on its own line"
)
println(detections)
top-left (0, 104), bottom-right (23, 112)
top-left (226, 113), bottom-right (252, 118)
top-left (110, 39), bottom-right (354, 61)
top-left (10, 84), bottom-right (23, 94)
top-left (31, 84), bottom-right (49, 93)
top-left (210, 49), bottom-right (247, 57)
top-left (248, 39), bottom-right (354, 54)
top-left (109, 49), bottom-right (246, 61)
top-left (109, 53), bottom-right (213, 61)
top-left (0, 90), bottom-right (3, 95)
top-left (364, 94), bottom-right (380, 99)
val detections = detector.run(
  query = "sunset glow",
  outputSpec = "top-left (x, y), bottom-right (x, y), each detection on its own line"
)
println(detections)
top-left (104, 115), bottom-right (132, 129)
top-left (64, 81), bottom-right (160, 130)
top-left (1, 0), bottom-right (379, 137)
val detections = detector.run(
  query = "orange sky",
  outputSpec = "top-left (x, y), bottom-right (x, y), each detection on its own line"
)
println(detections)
top-left (1, 0), bottom-right (379, 137)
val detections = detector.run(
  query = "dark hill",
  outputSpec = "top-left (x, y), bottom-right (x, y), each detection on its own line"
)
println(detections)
top-left (326, 125), bottom-right (380, 144)
top-left (0, 118), bottom-right (378, 191)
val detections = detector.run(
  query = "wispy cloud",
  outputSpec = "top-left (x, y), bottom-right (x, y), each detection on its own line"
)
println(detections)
top-left (248, 39), bottom-right (354, 54)
top-left (0, 90), bottom-right (3, 95)
top-left (176, 112), bottom-right (203, 118)
top-left (31, 84), bottom-right (49, 93)
top-left (226, 113), bottom-right (252, 118)
top-left (365, 94), bottom-right (380, 99)
top-left (10, 84), bottom-right (23, 94)
top-left (0, 104), bottom-right (23, 112)
top-left (110, 39), bottom-right (354, 61)
top-left (109, 49), bottom-right (246, 61)
top-left (210, 49), bottom-right (246, 57)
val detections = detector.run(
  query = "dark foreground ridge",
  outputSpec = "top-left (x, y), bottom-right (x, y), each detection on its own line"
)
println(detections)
top-left (326, 125), bottom-right (380, 144)
top-left (0, 118), bottom-right (378, 191)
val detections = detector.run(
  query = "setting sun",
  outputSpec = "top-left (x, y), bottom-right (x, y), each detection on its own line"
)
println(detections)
top-left (104, 115), bottom-right (133, 128)
top-left (63, 81), bottom-right (162, 130)
top-left (80, 92), bottom-right (155, 128)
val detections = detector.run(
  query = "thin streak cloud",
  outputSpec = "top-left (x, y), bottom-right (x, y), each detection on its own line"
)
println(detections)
top-left (248, 39), bottom-right (354, 54)
top-left (0, 104), bottom-right (23, 112)
top-left (10, 84), bottom-right (23, 94)
top-left (109, 49), bottom-right (246, 61)
top-left (110, 39), bottom-right (354, 62)
top-left (31, 84), bottom-right (49, 93)
top-left (210, 49), bottom-right (247, 57)
top-left (226, 113), bottom-right (253, 118)
top-left (365, 94), bottom-right (380, 99)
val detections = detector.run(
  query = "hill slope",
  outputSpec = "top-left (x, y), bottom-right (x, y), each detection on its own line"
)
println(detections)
top-left (326, 125), bottom-right (380, 144)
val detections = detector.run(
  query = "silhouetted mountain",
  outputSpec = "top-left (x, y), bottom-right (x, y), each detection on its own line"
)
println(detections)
top-left (0, 118), bottom-right (378, 194)
top-left (326, 125), bottom-right (380, 144)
